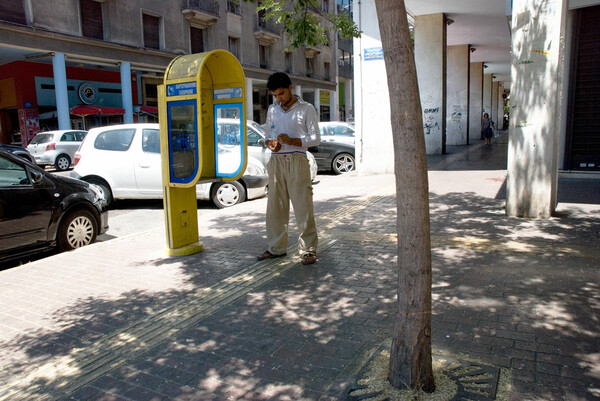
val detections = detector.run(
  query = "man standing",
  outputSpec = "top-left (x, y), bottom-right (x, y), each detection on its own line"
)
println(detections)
top-left (257, 72), bottom-right (321, 265)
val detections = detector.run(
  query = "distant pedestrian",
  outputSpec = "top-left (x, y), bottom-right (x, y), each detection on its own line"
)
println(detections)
top-left (257, 72), bottom-right (321, 265)
top-left (481, 113), bottom-right (494, 145)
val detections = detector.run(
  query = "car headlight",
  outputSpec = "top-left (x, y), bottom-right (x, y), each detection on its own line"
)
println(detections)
top-left (245, 162), bottom-right (266, 176)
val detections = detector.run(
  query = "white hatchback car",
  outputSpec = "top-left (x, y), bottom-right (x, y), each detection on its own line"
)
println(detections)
top-left (27, 130), bottom-right (87, 171)
top-left (71, 123), bottom-right (268, 208)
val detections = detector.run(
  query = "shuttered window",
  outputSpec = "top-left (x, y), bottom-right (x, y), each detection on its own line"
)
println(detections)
top-left (143, 14), bottom-right (160, 49)
top-left (567, 5), bottom-right (600, 170)
top-left (80, 0), bottom-right (103, 40)
top-left (0, 0), bottom-right (27, 24)
top-left (190, 27), bottom-right (204, 54)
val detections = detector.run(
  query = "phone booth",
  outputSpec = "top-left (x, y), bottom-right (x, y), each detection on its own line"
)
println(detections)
top-left (158, 50), bottom-right (247, 255)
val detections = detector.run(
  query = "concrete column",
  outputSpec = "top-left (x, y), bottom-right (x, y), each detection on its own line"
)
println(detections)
top-left (482, 73), bottom-right (492, 116)
top-left (294, 85), bottom-right (302, 98)
top-left (469, 62), bottom-right (483, 142)
top-left (497, 83), bottom-right (505, 127)
top-left (330, 88), bottom-right (338, 121)
top-left (506, 0), bottom-right (568, 218)
top-left (314, 88), bottom-right (320, 118)
top-left (120, 62), bottom-right (133, 124)
top-left (415, 13), bottom-right (446, 154)
top-left (353, 0), bottom-right (394, 174)
top-left (245, 77), bottom-right (253, 122)
top-left (52, 52), bottom-right (70, 130)
top-left (491, 81), bottom-right (499, 128)
top-left (446, 45), bottom-right (469, 145)
top-left (344, 79), bottom-right (353, 122)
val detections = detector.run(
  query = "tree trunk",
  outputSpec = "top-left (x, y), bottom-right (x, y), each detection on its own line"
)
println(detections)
top-left (373, 0), bottom-right (435, 392)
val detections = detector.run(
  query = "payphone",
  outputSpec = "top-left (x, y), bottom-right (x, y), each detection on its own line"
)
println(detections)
top-left (158, 50), bottom-right (247, 255)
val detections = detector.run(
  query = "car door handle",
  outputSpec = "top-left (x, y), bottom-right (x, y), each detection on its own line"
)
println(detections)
top-left (139, 163), bottom-right (151, 168)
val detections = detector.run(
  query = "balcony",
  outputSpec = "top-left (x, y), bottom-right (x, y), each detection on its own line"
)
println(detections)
top-left (254, 18), bottom-right (280, 46)
top-left (182, 0), bottom-right (220, 29)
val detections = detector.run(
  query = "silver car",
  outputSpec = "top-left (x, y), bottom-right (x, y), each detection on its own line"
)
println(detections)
top-left (27, 130), bottom-right (87, 171)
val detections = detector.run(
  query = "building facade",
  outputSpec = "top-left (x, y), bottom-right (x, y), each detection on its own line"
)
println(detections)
top-left (0, 0), bottom-right (353, 146)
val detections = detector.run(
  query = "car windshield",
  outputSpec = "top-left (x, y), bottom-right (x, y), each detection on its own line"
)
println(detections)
top-left (30, 133), bottom-right (54, 144)
top-left (248, 121), bottom-right (265, 135)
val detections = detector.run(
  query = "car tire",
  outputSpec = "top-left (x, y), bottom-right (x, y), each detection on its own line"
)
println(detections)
top-left (332, 153), bottom-right (355, 175)
top-left (86, 178), bottom-right (113, 206)
top-left (54, 154), bottom-right (71, 171)
top-left (211, 181), bottom-right (246, 208)
top-left (57, 208), bottom-right (98, 251)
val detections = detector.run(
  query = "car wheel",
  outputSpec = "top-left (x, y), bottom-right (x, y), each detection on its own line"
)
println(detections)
top-left (211, 181), bottom-right (246, 208)
top-left (87, 178), bottom-right (113, 206)
top-left (57, 209), bottom-right (98, 251)
top-left (54, 154), bottom-right (71, 171)
top-left (332, 153), bottom-right (355, 175)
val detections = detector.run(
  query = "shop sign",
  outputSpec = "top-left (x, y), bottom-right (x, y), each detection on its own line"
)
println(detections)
top-left (78, 82), bottom-right (99, 104)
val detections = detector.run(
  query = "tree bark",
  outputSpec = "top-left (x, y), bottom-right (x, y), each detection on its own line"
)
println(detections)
top-left (373, 0), bottom-right (435, 392)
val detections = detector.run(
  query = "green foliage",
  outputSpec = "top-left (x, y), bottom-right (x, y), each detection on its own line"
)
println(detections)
top-left (254, 0), bottom-right (361, 50)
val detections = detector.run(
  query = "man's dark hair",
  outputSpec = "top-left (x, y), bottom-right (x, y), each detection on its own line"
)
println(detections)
top-left (267, 72), bottom-right (292, 91)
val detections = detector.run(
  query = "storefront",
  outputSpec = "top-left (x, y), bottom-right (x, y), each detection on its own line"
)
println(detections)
top-left (0, 61), bottom-right (139, 146)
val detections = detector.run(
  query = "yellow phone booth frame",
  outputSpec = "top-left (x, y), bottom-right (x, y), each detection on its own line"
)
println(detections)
top-left (158, 50), bottom-right (247, 256)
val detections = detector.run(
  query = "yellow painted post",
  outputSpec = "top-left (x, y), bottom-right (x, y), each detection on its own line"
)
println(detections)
top-left (159, 50), bottom-right (247, 256)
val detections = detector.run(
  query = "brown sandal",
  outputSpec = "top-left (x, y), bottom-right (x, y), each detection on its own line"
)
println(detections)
top-left (257, 250), bottom-right (286, 261)
top-left (301, 253), bottom-right (317, 265)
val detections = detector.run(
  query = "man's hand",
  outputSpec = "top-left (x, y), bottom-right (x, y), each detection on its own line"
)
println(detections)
top-left (277, 134), bottom-right (302, 147)
top-left (267, 139), bottom-right (281, 152)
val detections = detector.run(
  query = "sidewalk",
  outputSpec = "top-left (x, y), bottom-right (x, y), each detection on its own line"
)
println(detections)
top-left (0, 133), bottom-right (599, 401)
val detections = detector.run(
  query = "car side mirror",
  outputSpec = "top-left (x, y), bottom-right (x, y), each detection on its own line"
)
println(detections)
top-left (30, 170), bottom-right (43, 185)
top-left (258, 138), bottom-right (267, 148)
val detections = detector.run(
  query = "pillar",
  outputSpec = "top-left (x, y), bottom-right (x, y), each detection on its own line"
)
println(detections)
top-left (469, 62), bottom-right (483, 142)
top-left (482, 73), bottom-right (492, 117)
top-left (446, 45), bottom-right (470, 145)
top-left (344, 79), bottom-right (353, 122)
top-left (415, 13), bottom-right (446, 154)
top-left (330, 88), bottom-right (338, 121)
top-left (314, 88), bottom-right (320, 118)
top-left (120, 62), bottom-right (133, 124)
top-left (506, 0), bottom-right (568, 218)
top-left (52, 52), bottom-right (70, 130)
top-left (245, 77), bottom-right (253, 122)
top-left (491, 81), bottom-right (499, 127)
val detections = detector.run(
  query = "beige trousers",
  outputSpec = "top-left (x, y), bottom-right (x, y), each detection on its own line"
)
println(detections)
top-left (266, 154), bottom-right (318, 256)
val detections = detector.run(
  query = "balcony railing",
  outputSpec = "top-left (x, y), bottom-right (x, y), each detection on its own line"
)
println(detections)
top-left (182, 0), bottom-right (219, 17)
top-left (254, 17), bottom-right (281, 46)
top-left (182, 0), bottom-right (220, 28)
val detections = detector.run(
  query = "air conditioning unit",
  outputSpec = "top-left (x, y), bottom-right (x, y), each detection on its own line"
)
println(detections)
top-left (338, 60), bottom-right (345, 66)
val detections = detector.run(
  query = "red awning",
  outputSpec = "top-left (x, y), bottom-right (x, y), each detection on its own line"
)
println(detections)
top-left (139, 105), bottom-right (158, 113)
top-left (70, 105), bottom-right (125, 117)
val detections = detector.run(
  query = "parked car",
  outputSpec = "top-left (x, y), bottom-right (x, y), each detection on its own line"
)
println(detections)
top-left (27, 130), bottom-right (87, 171)
top-left (0, 149), bottom-right (108, 262)
top-left (318, 121), bottom-right (355, 145)
top-left (308, 140), bottom-right (355, 175)
top-left (71, 123), bottom-right (268, 209)
top-left (219, 119), bottom-right (318, 181)
top-left (0, 142), bottom-right (35, 163)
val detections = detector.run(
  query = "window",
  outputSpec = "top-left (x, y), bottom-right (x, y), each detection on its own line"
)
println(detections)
top-left (143, 13), bottom-right (160, 49)
top-left (285, 52), bottom-right (293, 73)
top-left (0, 0), bottom-right (27, 24)
top-left (190, 26), bottom-right (204, 53)
top-left (306, 57), bottom-right (315, 77)
top-left (80, 0), bottom-right (103, 39)
top-left (0, 157), bottom-right (28, 187)
top-left (259, 45), bottom-right (269, 69)
top-left (94, 129), bottom-right (135, 151)
top-left (322, 0), bottom-right (329, 13)
top-left (324, 62), bottom-right (330, 80)
top-left (227, 0), bottom-right (240, 14)
top-left (229, 36), bottom-right (240, 59)
top-left (142, 129), bottom-right (161, 153)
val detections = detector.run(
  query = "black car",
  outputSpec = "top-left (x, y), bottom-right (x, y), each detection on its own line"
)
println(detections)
top-left (308, 141), bottom-right (356, 175)
top-left (0, 142), bottom-right (35, 163)
top-left (0, 150), bottom-right (108, 262)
